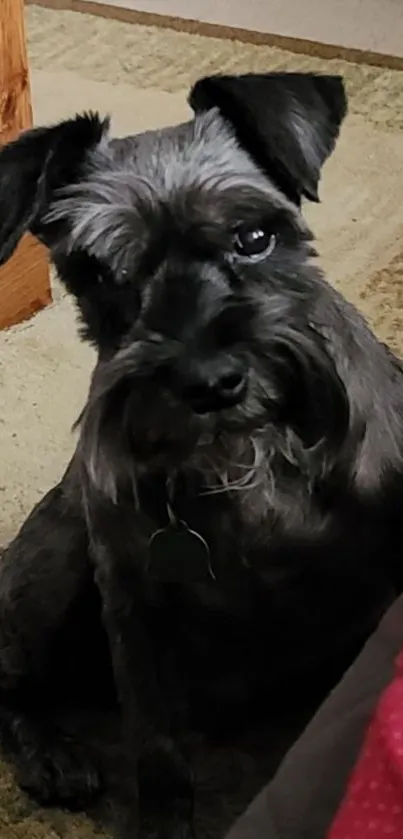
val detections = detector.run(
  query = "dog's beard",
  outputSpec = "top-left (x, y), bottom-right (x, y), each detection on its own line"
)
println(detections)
top-left (78, 383), bottom-right (269, 502)
top-left (77, 325), bottom-right (349, 504)
top-left (76, 338), bottom-right (274, 501)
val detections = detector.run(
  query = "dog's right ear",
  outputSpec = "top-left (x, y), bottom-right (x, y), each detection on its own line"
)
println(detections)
top-left (189, 72), bottom-right (346, 205)
top-left (0, 112), bottom-right (109, 266)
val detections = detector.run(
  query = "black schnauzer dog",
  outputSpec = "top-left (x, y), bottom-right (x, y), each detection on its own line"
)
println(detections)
top-left (1, 71), bottom-right (403, 838)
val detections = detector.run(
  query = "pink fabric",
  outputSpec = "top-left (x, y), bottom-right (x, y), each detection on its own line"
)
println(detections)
top-left (328, 653), bottom-right (403, 838)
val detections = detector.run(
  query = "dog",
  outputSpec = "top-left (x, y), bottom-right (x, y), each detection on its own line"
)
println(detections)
top-left (1, 71), bottom-right (403, 838)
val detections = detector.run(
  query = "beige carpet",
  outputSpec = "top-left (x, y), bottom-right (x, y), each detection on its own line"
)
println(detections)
top-left (0, 4), bottom-right (403, 836)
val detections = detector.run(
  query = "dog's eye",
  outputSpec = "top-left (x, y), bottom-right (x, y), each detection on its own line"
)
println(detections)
top-left (234, 226), bottom-right (276, 260)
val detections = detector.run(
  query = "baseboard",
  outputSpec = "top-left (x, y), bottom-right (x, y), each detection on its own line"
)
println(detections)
top-left (26, 0), bottom-right (403, 72)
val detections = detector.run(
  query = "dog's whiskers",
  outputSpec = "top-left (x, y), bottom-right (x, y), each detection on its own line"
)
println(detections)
top-left (193, 434), bottom-right (271, 496)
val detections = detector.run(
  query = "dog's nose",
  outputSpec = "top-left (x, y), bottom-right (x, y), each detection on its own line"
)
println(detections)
top-left (180, 358), bottom-right (247, 413)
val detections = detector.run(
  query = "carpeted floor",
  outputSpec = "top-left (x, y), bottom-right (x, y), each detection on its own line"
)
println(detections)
top-left (1, 4), bottom-right (403, 836)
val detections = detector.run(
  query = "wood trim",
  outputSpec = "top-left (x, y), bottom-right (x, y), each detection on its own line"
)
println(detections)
top-left (0, 0), bottom-right (51, 330)
top-left (0, 238), bottom-right (51, 330)
top-left (27, 0), bottom-right (403, 71)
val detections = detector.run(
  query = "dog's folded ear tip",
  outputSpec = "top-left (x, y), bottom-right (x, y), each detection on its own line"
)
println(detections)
top-left (188, 75), bottom-right (228, 112)
top-left (74, 109), bottom-right (108, 122)
top-left (67, 111), bottom-right (111, 144)
top-left (312, 73), bottom-right (348, 117)
top-left (189, 72), bottom-right (348, 125)
top-left (300, 180), bottom-right (320, 203)
top-left (188, 77), bottom-right (210, 110)
top-left (306, 185), bottom-right (321, 203)
top-left (77, 110), bottom-right (110, 130)
top-left (313, 73), bottom-right (345, 88)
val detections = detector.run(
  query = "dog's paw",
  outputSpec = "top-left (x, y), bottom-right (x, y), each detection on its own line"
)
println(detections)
top-left (16, 733), bottom-right (102, 809)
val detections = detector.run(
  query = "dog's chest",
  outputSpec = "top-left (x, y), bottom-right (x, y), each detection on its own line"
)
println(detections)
top-left (143, 478), bottom-right (288, 615)
top-left (131, 469), bottom-right (326, 623)
top-left (147, 517), bottom-right (216, 587)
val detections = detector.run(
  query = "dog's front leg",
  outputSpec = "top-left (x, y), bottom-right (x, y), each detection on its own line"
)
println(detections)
top-left (91, 532), bottom-right (194, 839)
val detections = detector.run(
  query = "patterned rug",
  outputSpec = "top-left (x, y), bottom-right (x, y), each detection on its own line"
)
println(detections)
top-left (0, 4), bottom-right (402, 836)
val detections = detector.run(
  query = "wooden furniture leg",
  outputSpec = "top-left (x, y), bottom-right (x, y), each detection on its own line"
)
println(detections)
top-left (0, 0), bottom-right (51, 330)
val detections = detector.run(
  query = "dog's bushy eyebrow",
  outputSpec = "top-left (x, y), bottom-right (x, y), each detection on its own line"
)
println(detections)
top-left (45, 108), bottom-right (308, 272)
top-left (200, 184), bottom-right (307, 230)
top-left (46, 154), bottom-right (159, 274)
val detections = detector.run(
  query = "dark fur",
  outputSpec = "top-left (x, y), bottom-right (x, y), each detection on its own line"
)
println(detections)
top-left (0, 72), bottom-right (403, 838)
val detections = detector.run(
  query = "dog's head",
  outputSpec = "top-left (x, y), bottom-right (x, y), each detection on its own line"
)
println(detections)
top-left (0, 72), bottom-right (349, 496)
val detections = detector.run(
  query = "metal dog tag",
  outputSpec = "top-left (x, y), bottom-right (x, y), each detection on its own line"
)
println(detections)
top-left (147, 520), bottom-right (215, 584)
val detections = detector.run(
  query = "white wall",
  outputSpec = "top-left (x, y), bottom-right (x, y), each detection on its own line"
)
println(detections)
top-left (87, 0), bottom-right (403, 58)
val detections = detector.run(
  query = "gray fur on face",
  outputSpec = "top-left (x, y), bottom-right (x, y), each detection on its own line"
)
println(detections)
top-left (24, 88), bottom-right (403, 526)
top-left (46, 109), bottom-right (304, 275)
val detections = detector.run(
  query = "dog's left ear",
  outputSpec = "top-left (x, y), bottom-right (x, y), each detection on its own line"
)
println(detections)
top-left (0, 112), bottom-right (109, 266)
top-left (189, 72), bottom-right (347, 204)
